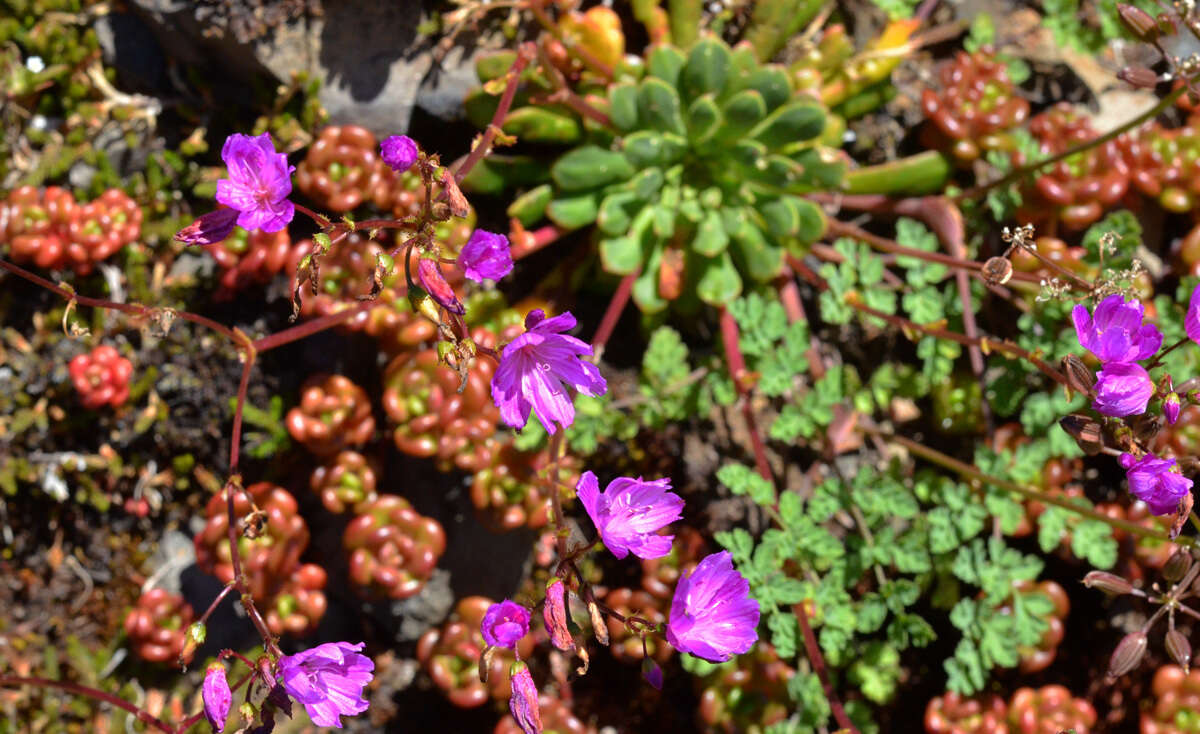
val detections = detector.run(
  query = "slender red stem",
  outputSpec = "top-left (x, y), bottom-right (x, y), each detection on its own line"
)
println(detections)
top-left (793, 607), bottom-right (861, 734)
top-left (719, 307), bottom-right (773, 482)
top-left (453, 43), bottom-right (535, 184)
top-left (592, 270), bottom-right (638, 360)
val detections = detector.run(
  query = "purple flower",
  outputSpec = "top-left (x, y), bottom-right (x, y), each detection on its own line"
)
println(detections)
top-left (458, 229), bottom-right (513, 282)
top-left (577, 472), bottom-right (684, 560)
top-left (1093, 362), bottom-right (1154, 417)
top-left (665, 551), bottom-right (760, 663)
top-left (175, 208), bottom-right (238, 247)
top-left (482, 600), bottom-right (530, 649)
top-left (277, 641), bottom-right (373, 729)
top-left (1188, 283), bottom-right (1200, 345)
top-left (1165, 392), bottom-right (1182, 425)
top-left (543, 579), bottom-right (574, 651)
top-left (215, 133), bottom-right (295, 233)
top-left (641, 658), bottom-right (663, 690)
top-left (508, 662), bottom-right (542, 734)
top-left (1072, 294), bottom-right (1162, 364)
top-left (1121, 453), bottom-right (1193, 516)
top-left (416, 257), bottom-right (465, 315)
top-left (380, 135), bottom-right (418, 173)
top-left (202, 663), bottom-right (231, 732)
top-left (491, 310), bottom-right (607, 434)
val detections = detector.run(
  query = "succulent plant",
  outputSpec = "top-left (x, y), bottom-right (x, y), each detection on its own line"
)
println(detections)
top-left (469, 35), bottom-right (842, 312)
top-left (206, 225), bottom-right (306, 293)
top-left (469, 439), bottom-right (580, 531)
top-left (1006, 685), bottom-right (1095, 734)
top-left (343, 494), bottom-right (446, 600)
top-left (295, 125), bottom-right (387, 213)
top-left (920, 48), bottom-right (1029, 164)
top-left (416, 596), bottom-right (535, 708)
top-left (697, 643), bottom-right (794, 733)
top-left (924, 691), bottom-right (1009, 734)
top-left (68, 344), bottom-right (133, 410)
top-left (1143, 664), bottom-right (1200, 734)
top-left (123, 588), bottom-right (195, 665)
top-left (997, 580), bottom-right (1069, 674)
top-left (262, 563), bottom-right (328, 637)
top-left (603, 587), bottom-right (671, 664)
top-left (310, 450), bottom-right (379, 514)
top-left (3, 186), bottom-right (141, 273)
top-left (285, 374), bottom-right (376, 457)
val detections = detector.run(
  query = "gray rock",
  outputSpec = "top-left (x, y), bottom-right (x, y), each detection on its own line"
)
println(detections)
top-left (143, 529), bottom-right (196, 595)
top-left (366, 568), bottom-right (455, 644)
top-left (416, 44), bottom-right (484, 122)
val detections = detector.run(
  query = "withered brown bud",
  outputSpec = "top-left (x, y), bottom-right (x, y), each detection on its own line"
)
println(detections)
top-left (588, 599), bottom-right (609, 646)
top-left (1164, 549), bottom-right (1194, 583)
top-left (1060, 413), bottom-right (1104, 455)
top-left (1118, 65), bottom-right (1161, 89)
top-left (1131, 413), bottom-right (1164, 445)
top-left (1167, 628), bottom-right (1193, 672)
top-left (982, 256), bottom-right (1013, 286)
top-left (478, 644), bottom-right (496, 684)
top-left (1118, 3), bottom-right (1160, 41)
top-left (1108, 630), bottom-right (1148, 678)
top-left (430, 202), bottom-right (451, 221)
top-left (1061, 356), bottom-right (1097, 396)
top-left (1084, 571), bottom-right (1134, 596)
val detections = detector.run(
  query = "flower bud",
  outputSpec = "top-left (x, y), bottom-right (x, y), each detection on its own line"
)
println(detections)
top-left (1164, 549), bottom-right (1194, 582)
top-left (180, 621), bottom-right (206, 666)
top-left (1107, 630), bottom-right (1148, 678)
top-left (1167, 628), bottom-right (1193, 672)
top-left (1118, 3), bottom-right (1160, 41)
top-left (1165, 392), bottom-right (1182, 425)
top-left (416, 257), bottom-right (465, 315)
top-left (508, 661), bottom-right (543, 734)
top-left (203, 663), bottom-right (232, 732)
top-left (543, 579), bottom-right (575, 652)
top-left (408, 288), bottom-right (443, 325)
top-left (588, 598), bottom-right (609, 646)
top-left (478, 644), bottom-right (496, 684)
top-left (1118, 65), bottom-right (1160, 89)
top-left (1084, 571), bottom-right (1134, 596)
top-left (641, 656), bottom-right (663, 690)
top-left (175, 208), bottom-right (238, 246)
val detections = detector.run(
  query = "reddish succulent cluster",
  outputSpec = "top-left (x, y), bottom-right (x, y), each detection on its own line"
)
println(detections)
top-left (469, 441), bottom-right (580, 530)
top-left (920, 48), bottom-right (1029, 163)
top-left (924, 685), bottom-right (1096, 734)
top-left (68, 344), bottom-right (133, 409)
top-left (123, 589), bottom-right (195, 664)
top-left (3, 186), bottom-right (141, 273)
top-left (205, 225), bottom-right (306, 293)
top-left (697, 643), bottom-right (794, 732)
top-left (1118, 117), bottom-right (1200, 214)
top-left (641, 526), bottom-right (707, 601)
top-left (416, 596), bottom-right (535, 708)
top-left (924, 691), bottom-right (1008, 734)
top-left (1143, 664), bottom-right (1200, 734)
top-left (310, 450), bottom-right (379, 514)
top-left (494, 691), bottom-right (595, 734)
top-left (602, 587), bottom-right (671, 664)
top-left (296, 125), bottom-right (387, 213)
top-left (193, 482), bottom-right (327, 635)
top-left (343, 494), bottom-right (446, 599)
top-left (1016, 104), bottom-right (1129, 231)
top-left (285, 374), bottom-right (376, 456)
top-left (1006, 581), bottom-right (1069, 674)
top-left (382, 326), bottom-right (517, 472)
top-left (1008, 236), bottom-right (1090, 283)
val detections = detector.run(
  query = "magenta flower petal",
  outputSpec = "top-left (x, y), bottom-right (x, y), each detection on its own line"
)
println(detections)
top-left (176, 208), bottom-right (239, 246)
top-left (458, 229), bottom-right (513, 282)
top-left (508, 662), bottom-right (542, 734)
top-left (1074, 294), bottom-right (1161, 363)
top-left (481, 600), bottom-right (531, 649)
top-left (214, 133), bottom-right (295, 233)
top-left (1093, 362), bottom-right (1154, 417)
top-left (380, 135), bottom-right (418, 173)
top-left (1121, 452), bottom-right (1193, 516)
top-left (278, 641), bottom-right (373, 728)
top-left (1188, 283), bottom-right (1200, 345)
top-left (577, 472), bottom-right (684, 560)
top-left (202, 663), bottom-right (232, 732)
top-left (490, 309), bottom-right (607, 433)
top-left (666, 551), bottom-right (759, 663)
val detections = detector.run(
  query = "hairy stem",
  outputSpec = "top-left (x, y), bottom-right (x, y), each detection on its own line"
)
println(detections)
top-left (719, 307), bottom-right (773, 482)
top-left (592, 270), bottom-right (638, 361)
top-left (453, 43), bottom-right (535, 184)
top-left (793, 605), bottom-right (861, 734)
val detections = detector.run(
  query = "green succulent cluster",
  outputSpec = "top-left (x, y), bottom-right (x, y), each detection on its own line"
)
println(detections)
top-left (469, 36), bottom-right (845, 313)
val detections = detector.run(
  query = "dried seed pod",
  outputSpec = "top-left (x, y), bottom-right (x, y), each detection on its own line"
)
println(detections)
top-left (1108, 630), bottom-right (1149, 678)
top-left (1166, 629), bottom-right (1192, 672)
top-left (1164, 549), bottom-right (1194, 583)
top-left (1083, 571), bottom-right (1135, 596)
top-left (981, 255), bottom-right (1013, 286)
top-left (1059, 414), bottom-right (1105, 455)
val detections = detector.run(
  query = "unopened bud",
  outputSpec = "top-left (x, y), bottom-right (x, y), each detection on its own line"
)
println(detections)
top-left (1107, 631), bottom-right (1148, 678)
top-left (1118, 65), bottom-right (1161, 89)
top-left (238, 701), bottom-right (256, 723)
top-left (1118, 3), bottom-right (1160, 41)
top-left (409, 288), bottom-right (443, 325)
top-left (1084, 571), bottom-right (1134, 596)
top-left (1167, 628), bottom-right (1193, 672)
top-left (1061, 356), bottom-right (1097, 397)
top-left (1164, 549), bottom-right (1194, 582)
top-left (1165, 392), bottom-right (1182, 425)
top-left (478, 644), bottom-right (496, 684)
top-left (1060, 413), bottom-right (1104, 455)
top-left (588, 598), bottom-right (609, 646)
top-left (982, 256), bottom-right (1013, 286)
top-left (175, 208), bottom-right (238, 246)
top-left (641, 656), bottom-right (663, 690)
